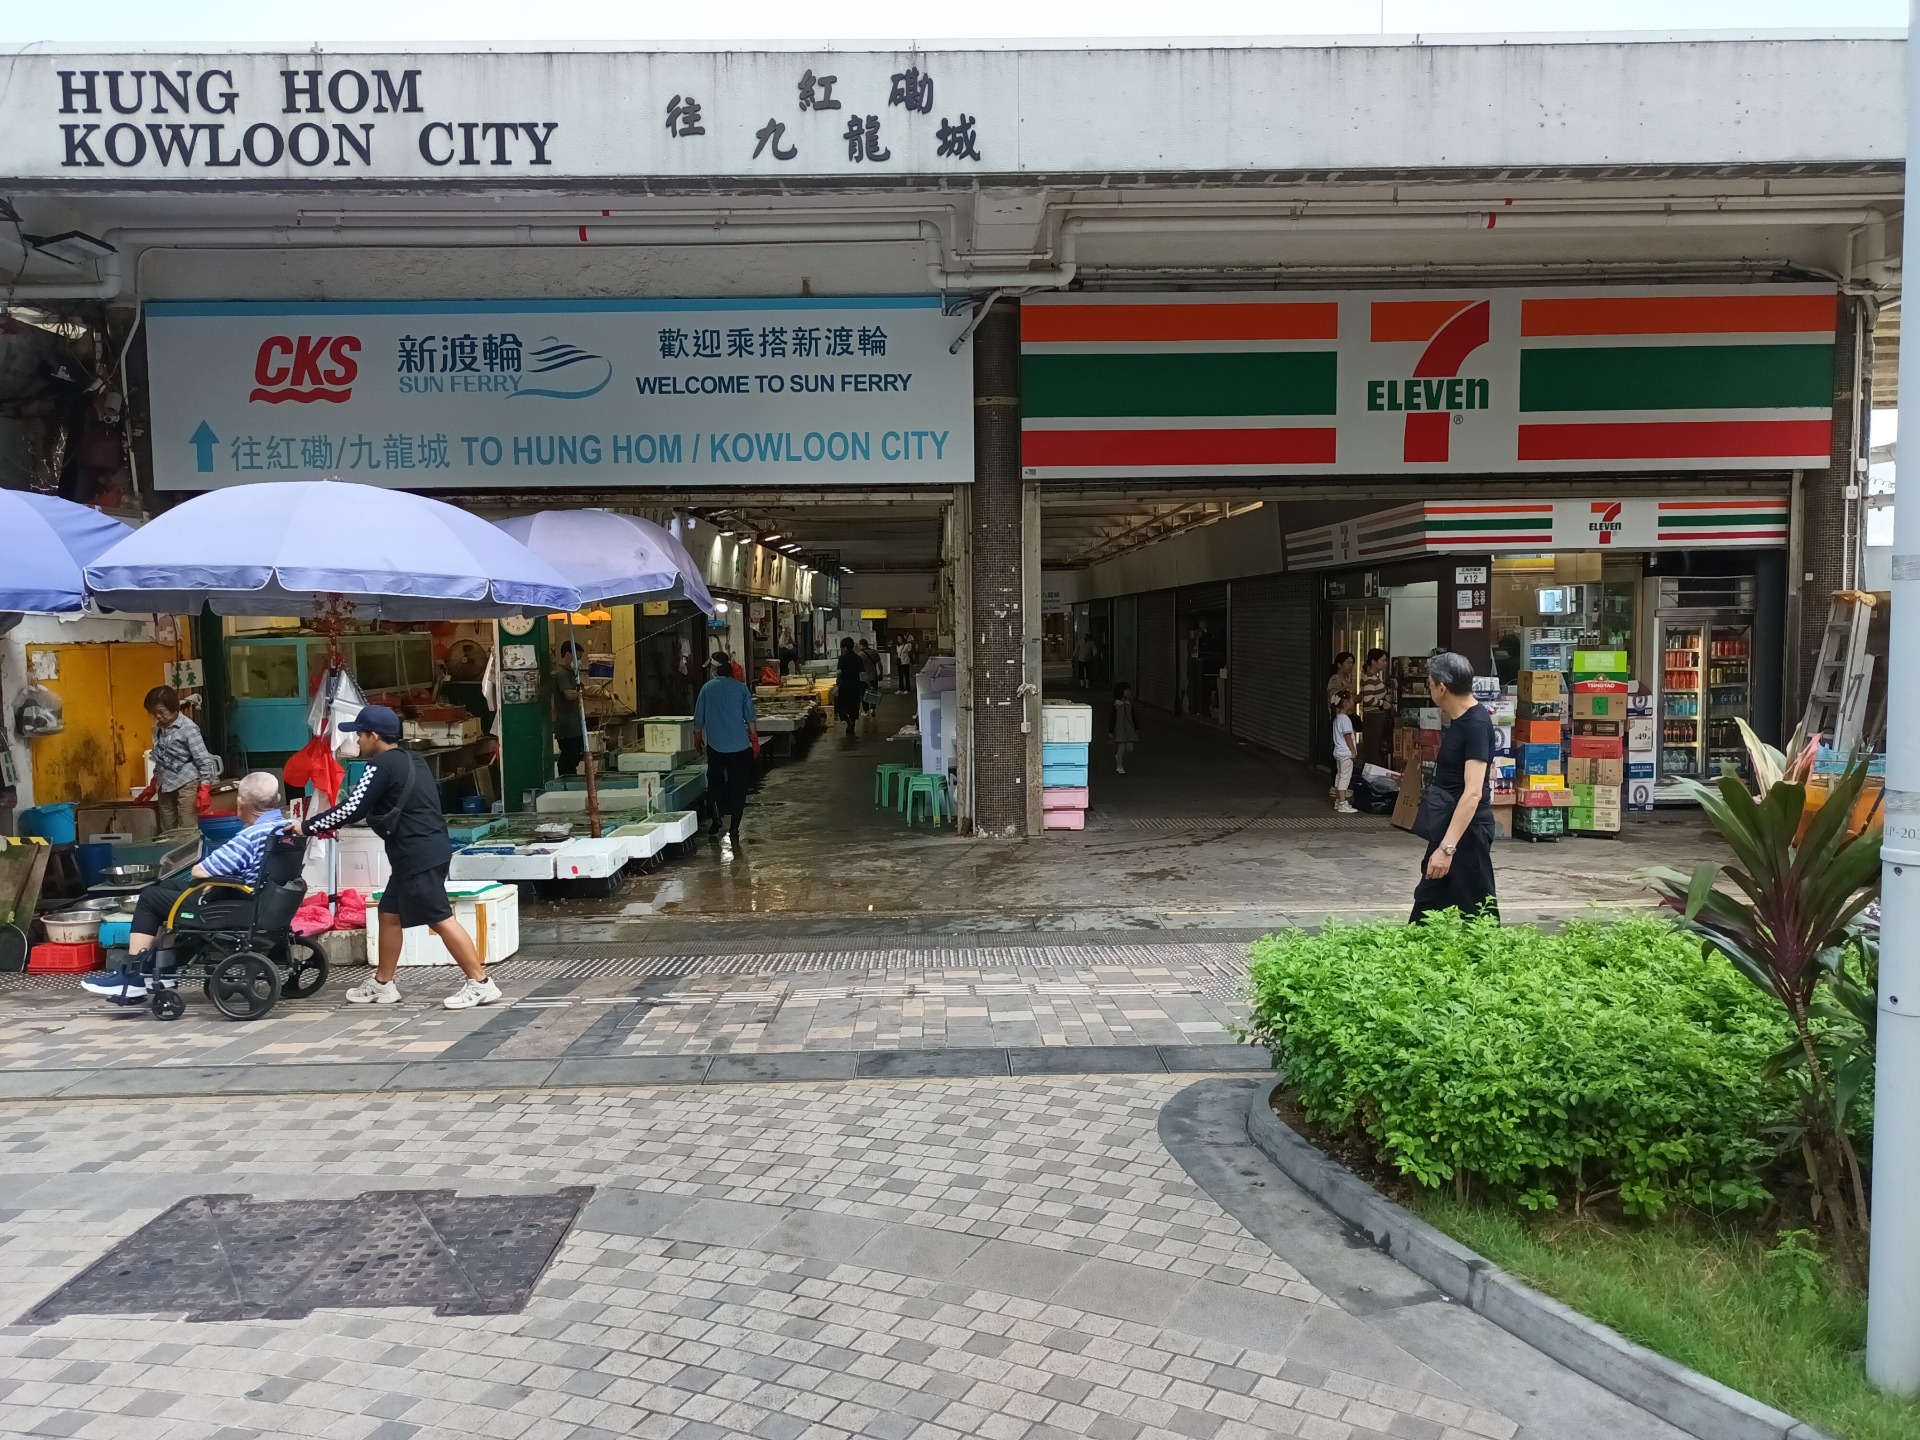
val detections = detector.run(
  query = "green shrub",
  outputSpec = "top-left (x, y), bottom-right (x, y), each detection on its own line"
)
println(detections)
top-left (1246, 913), bottom-right (1795, 1216)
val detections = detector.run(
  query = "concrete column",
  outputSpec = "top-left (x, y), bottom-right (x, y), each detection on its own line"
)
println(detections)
top-left (969, 299), bottom-right (1034, 838)
top-left (1797, 297), bottom-right (1868, 699)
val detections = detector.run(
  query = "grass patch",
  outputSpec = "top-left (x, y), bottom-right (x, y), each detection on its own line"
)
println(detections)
top-left (1412, 1196), bottom-right (1920, 1440)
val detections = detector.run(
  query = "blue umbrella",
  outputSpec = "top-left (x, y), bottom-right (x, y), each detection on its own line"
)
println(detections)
top-left (495, 509), bottom-right (716, 616)
top-left (85, 480), bottom-right (581, 619)
top-left (0, 492), bottom-right (132, 613)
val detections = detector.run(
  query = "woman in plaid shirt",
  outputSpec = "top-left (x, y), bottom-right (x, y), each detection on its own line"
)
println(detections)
top-left (144, 685), bottom-right (221, 832)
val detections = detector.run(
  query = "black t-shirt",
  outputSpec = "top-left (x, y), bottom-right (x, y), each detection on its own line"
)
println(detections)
top-left (307, 746), bottom-right (453, 876)
top-left (1434, 703), bottom-right (1496, 824)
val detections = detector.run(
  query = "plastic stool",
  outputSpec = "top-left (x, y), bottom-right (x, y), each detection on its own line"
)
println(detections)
top-left (873, 763), bottom-right (911, 806)
top-left (902, 773), bottom-right (950, 826)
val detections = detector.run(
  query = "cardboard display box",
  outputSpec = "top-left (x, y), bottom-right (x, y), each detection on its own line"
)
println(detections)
top-left (1518, 720), bottom-right (1563, 746)
top-left (1520, 788), bottom-right (1576, 808)
top-left (1391, 763), bottom-right (1424, 832)
top-left (1567, 756), bottom-right (1625, 786)
top-left (1514, 743), bottom-right (1562, 773)
top-left (1516, 670), bottom-right (1563, 704)
top-left (1573, 693), bottom-right (1625, 719)
top-left (1571, 735), bottom-right (1625, 759)
top-left (1573, 718), bottom-right (1626, 737)
top-left (1573, 677), bottom-right (1628, 695)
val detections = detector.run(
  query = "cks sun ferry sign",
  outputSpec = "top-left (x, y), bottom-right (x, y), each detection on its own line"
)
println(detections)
top-left (1020, 285), bottom-right (1837, 478)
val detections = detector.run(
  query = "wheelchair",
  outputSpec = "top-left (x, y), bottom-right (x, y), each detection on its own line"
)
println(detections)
top-left (129, 831), bottom-right (329, 1022)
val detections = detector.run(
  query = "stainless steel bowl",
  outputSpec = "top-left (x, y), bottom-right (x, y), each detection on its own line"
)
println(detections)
top-left (67, 897), bottom-right (125, 914)
top-left (99, 864), bottom-right (156, 884)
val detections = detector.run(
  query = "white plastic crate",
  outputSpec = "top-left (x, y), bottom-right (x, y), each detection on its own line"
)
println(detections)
top-left (1041, 702), bottom-right (1093, 744)
top-left (549, 838), bottom-right (629, 880)
top-left (606, 822), bottom-right (668, 862)
top-left (616, 749), bottom-right (694, 772)
top-left (449, 844), bottom-right (563, 882)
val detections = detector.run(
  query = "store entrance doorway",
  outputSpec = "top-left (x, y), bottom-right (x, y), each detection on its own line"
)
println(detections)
top-left (1329, 603), bottom-right (1387, 671)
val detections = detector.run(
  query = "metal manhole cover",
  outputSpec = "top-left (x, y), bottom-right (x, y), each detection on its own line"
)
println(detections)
top-left (23, 1187), bottom-right (591, 1323)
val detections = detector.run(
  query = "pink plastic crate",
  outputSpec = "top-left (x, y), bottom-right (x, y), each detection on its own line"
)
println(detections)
top-left (1043, 809), bottom-right (1086, 831)
top-left (1043, 786), bottom-right (1088, 810)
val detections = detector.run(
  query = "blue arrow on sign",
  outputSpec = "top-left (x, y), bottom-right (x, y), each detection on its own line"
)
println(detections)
top-left (189, 421), bottom-right (218, 473)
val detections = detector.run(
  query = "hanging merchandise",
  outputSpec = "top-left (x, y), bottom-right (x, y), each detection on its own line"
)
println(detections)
top-left (13, 684), bottom-right (63, 737)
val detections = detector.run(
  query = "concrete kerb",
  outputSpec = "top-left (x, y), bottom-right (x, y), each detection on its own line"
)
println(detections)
top-left (1245, 1078), bottom-right (1833, 1440)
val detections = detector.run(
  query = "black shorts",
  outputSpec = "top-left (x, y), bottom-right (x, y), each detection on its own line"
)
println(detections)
top-left (380, 864), bottom-right (454, 927)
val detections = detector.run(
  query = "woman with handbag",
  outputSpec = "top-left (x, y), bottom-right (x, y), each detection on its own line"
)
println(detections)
top-left (1410, 652), bottom-right (1499, 923)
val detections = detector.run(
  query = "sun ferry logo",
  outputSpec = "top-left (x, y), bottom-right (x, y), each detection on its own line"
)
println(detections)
top-left (513, 337), bottom-right (614, 399)
top-left (1364, 300), bottom-right (1493, 464)
top-left (1589, 500), bottom-right (1624, 543)
top-left (249, 335), bottom-right (360, 403)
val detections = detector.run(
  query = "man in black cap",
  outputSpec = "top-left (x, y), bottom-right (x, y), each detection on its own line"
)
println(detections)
top-left (294, 704), bottom-right (501, 1010)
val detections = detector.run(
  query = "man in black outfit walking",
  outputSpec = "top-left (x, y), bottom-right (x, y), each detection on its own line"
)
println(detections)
top-left (295, 704), bottom-right (501, 1010)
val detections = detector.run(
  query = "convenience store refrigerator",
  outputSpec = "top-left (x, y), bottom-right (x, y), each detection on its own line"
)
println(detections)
top-left (1653, 576), bottom-right (1756, 801)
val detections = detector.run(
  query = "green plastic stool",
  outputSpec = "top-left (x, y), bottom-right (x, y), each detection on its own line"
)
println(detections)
top-left (902, 773), bottom-right (950, 826)
top-left (873, 763), bottom-right (911, 806)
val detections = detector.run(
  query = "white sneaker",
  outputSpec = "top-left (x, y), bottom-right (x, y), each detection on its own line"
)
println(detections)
top-left (1115, 763), bottom-right (1126, 774)
top-left (1334, 803), bottom-right (1359, 814)
top-left (345, 978), bottom-right (401, 1005)
top-left (443, 976), bottom-right (503, 1010)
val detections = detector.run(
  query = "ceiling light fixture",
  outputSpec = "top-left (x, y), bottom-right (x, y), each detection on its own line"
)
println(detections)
top-left (25, 230), bottom-right (116, 266)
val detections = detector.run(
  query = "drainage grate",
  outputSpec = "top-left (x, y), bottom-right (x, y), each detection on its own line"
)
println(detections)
top-left (24, 1187), bottom-right (591, 1323)
top-left (479, 941), bottom-right (1256, 981)
top-left (1123, 816), bottom-right (1392, 832)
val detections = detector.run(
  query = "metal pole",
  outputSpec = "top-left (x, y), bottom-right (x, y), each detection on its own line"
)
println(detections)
top-left (1866, 0), bottom-right (1920, 1390)
top-left (567, 617), bottom-right (603, 840)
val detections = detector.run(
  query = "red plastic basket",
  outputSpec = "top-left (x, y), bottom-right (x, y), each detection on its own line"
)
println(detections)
top-left (29, 940), bottom-right (103, 973)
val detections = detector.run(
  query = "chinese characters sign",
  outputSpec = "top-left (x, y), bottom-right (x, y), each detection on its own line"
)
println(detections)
top-left (147, 298), bottom-right (973, 491)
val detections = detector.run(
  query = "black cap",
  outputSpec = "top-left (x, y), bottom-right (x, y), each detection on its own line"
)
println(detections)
top-left (338, 704), bottom-right (402, 741)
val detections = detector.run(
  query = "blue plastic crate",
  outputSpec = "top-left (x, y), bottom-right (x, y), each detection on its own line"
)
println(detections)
top-left (1042, 742), bottom-right (1090, 766)
top-left (1042, 763), bottom-right (1090, 787)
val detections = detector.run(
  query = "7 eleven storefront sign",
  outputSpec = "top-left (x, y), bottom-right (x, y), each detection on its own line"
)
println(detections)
top-left (1284, 497), bottom-right (1789, 569)
top-left (1021, 285), bottom-right (1835, 478)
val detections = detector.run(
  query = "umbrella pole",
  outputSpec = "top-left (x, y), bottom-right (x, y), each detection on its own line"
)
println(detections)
top-left (568, 617), bottom-right (602, 839)
top-left (323, 663), bottom-right (341, 905)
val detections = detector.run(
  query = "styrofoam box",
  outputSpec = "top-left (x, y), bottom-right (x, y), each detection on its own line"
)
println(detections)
top-left (534, 784), bottom-right (660, 814)
top-left (617, 749), bottom-right (694, 772)
top-left (299, 826), bottom-right (392, 896)
top-left (644, 718), bottom-right (697, 752)
top-left (652, 810), bottom-right (699, 844)
top-left (364, 881), bottom-right (520, 967)
top-left (450, 844), bottom-right (564, 882)
top-left (1041, 702), bottom-right (1093, 744)
top-left (607, 822), bottom-right (668, 862)
top-left (1043, 809), bottom-right (1087, 831)
top-left (1043, 786), bottom-right (1089, 810)
top-left (550, 838), bottom-right (629, 880)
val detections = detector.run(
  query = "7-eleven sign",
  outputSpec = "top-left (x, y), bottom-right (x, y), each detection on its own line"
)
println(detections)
top-left (1365, 299), bottom-right (1494, 464)
top-left (1589, 500), bottom-right (1625, 543)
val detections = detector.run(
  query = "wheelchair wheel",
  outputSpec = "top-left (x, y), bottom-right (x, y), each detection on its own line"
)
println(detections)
top-left (281, 938), bottom-right (329, 1000)
top-left (150, 988), bottom-right (185, 1022)
top-left (206, 951), bottom-right (280, 1021)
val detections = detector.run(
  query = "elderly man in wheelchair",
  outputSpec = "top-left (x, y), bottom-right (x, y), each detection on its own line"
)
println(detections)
top-left (81, 771), bottom-right (327, 1021)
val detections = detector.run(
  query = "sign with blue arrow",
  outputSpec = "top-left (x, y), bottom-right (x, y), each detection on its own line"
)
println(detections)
top-left (189, 421), bottom-right (218, 473)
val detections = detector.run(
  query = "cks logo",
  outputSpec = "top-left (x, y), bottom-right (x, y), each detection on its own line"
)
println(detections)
top-left (250, 335), bottom-right (361, 404)
top-left (1589, 501), bottom-right (1624, 543)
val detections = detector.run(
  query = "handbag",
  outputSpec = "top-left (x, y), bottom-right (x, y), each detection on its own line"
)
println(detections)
top-left (1412, 778), bottom-right (1459, 843)
top-left (366, 752), bottom-right (421, 841)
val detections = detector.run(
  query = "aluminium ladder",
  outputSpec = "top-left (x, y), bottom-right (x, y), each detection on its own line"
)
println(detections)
top-left (1799, 591), bottom-right (1877, 757)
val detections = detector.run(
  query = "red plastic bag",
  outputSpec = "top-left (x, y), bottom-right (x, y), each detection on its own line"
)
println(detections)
top-left (192, 783), bottom-right (213, 816)
top-left (291, 892), bottom-right (335, 937)
top-left (333, 890), bottom-right (369, 929)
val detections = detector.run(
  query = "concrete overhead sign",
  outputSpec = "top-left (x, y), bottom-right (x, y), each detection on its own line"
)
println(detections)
top-left (1, 41), bottom-right (1900, 181)
top-left (145, 298), bottom-right (973, 491)
top-left (1021, 286), bottom-right (1838, 478)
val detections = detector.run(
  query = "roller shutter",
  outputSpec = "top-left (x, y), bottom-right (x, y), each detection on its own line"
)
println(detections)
top-left (1230, 573), bottom-right (1317, 760)
top-left (1136, 589), bottom-right (1177, 712)
top-left (1111, 595), bottom-right (1138, 692)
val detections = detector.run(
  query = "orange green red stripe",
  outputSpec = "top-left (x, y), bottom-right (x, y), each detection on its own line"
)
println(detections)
top-left (1520, 292), bottom-right (1837, 338)
top-left (1021, 301), bottom-right (1339, 344)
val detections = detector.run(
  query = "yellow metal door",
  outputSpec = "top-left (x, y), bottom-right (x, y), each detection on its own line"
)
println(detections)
top-left (107, 644), bottom-right (178, 797)
top-left (24, 642), bottom-right (179, 805)
top-left (26, 644), bottom-right (115, 804)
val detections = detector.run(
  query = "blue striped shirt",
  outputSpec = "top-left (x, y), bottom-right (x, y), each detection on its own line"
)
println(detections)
top-left (200, 809), bottom-right (286, 883)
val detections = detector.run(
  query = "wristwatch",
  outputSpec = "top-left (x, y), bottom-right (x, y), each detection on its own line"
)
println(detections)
top-left (1440, 843), bottom-right (1457, 856)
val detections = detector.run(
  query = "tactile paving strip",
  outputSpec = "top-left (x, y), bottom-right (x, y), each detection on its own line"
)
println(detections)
top-left (23, 1187), bottom-right (591, 1323)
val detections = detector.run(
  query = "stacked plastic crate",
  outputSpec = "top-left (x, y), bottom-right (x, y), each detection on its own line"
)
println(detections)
top-left (1041, 701), bottom-right (1092, 830)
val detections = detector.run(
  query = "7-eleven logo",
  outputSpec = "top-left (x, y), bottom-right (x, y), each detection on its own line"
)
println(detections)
top-left (1589, 501), bottom-right (1624, 542)
top-left (1367, 300), bottom-right (1493, 464)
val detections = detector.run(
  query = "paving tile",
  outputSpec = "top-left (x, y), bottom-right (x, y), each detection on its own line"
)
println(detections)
top-left (853, 1050), bottom-right (1012, 1080)
top-left (548, 1058), bottom-right (712, 1088)
top-left (759, 1211), bottom-right (891, 1263)
top-left (851, 1226), bottom-right (984, 1281)
top-left (215, 1063), bottom-right (407, 1095)
top-left (949, 1241), bottom-right (1089, 1303)
top-left (705, 1053), bottom-right (859, 1084)
top-left (1005, 1047), bottom-right (1166, 1076)
top-left (384, 1060), bottom-right (561, 1092)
